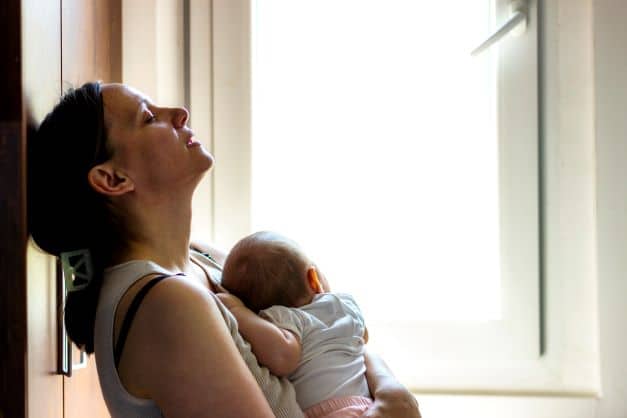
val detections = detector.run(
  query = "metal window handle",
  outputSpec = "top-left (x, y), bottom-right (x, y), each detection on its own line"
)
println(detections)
top-left (59, 330), bottom-right (88, 376)
top-left (471, 0), bottom-right (528, 56)
top-left (73, 347), bottom-right (88, 369)
top-left (57, 259), bottom-right (89, 376)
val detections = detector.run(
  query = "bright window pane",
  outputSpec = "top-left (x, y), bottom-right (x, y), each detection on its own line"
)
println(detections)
top-left (251, 0), bottom-right (499, 320)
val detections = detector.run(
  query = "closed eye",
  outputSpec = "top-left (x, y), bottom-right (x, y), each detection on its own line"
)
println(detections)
top-left (144, 113), bottom-right (156, 124)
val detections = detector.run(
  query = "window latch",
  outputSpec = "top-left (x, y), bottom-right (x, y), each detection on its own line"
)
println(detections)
top-left (471, 0), bottom-right (528, 56)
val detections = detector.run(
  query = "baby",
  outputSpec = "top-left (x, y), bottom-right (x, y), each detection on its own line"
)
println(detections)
top-left (217, 231), bottom-right (372, 418)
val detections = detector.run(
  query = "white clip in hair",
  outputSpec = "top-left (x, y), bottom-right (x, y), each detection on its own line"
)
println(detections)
top-left (60, 248), bottom-right (93, 292)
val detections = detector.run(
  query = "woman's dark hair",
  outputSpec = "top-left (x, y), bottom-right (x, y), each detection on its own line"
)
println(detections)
top-left (28, 82), bottom-right (117, 353)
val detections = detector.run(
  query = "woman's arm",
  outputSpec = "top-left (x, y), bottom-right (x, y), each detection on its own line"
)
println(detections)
top-left (362, 350), bottom-right (422, 418)
top-left (123, 277), bottom-right (275, 418)
top-left (216, 292), bottom-right (301, 377)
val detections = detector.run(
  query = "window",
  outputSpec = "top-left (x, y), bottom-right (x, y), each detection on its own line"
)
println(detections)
top-left (187, 0), bottom-right (599, 397)
top-left (250, 0), bottom-right (501, 322)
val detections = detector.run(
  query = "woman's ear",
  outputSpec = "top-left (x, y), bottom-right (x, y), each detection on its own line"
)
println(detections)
top-left (88, 163), bottom-right (135, 196)
top-left (306, 267), bottom-right (323, 294)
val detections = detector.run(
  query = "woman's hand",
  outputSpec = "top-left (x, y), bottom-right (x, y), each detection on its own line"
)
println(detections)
top-left (361, 386), bottom-right (421, 418)
top-left (363, 350), bottom-right (422, 418)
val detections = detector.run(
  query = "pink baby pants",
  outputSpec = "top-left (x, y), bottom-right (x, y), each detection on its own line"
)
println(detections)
top-left (304, 396), bottom-right (373, 418)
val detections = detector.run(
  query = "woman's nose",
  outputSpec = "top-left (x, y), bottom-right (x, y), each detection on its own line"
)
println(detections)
top-left (172, 107), bottom-right (189, 128)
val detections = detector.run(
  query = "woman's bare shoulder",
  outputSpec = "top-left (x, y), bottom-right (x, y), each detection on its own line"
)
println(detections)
top-left (119, 276), bottom-right (275, 417)
top-left (123, 276), bottom-right (223, 357)
top-left (116, 276), bottom-right (219, 392)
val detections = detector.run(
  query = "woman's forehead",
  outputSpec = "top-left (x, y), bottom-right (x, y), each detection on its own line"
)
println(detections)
top-left (101, 83), bottom-right (151, 125)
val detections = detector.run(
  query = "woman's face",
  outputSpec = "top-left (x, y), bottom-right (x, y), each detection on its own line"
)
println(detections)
top-left (100, 83), bottom-right (213, 195)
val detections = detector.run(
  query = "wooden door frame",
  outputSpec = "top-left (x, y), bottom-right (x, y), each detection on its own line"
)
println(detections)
top-left (0, 0), bottom-right (27, 417)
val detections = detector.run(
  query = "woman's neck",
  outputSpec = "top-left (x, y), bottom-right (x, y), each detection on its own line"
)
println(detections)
top-left (115, 195), bottom-right (195, 273)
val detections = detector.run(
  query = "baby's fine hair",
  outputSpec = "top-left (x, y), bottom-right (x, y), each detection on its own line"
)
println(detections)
top-left (222, 231), bottom-right (312, 312)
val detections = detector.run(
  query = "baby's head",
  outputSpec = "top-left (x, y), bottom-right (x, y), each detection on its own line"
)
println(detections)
top-left (221, 231), bottom-right (327, 312)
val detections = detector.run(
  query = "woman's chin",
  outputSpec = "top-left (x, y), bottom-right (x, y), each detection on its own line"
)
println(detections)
top-left (202, 154), bottom-right (215, 172)
top-left (196, 148), bottom-right (215, 172)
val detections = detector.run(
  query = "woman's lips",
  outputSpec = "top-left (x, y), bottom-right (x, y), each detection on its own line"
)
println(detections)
top-left (186, 136), bottom-right (200, 147)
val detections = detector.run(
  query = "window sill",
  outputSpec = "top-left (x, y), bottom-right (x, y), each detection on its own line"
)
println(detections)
top-left (415, 393), bottom-right (597, 418)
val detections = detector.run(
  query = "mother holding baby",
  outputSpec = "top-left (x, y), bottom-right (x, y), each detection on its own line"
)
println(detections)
top-left (27, 81), bottom-right (422, 418)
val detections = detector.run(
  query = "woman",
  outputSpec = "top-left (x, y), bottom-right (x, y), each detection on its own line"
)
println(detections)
top-left (28, 82), bottom-right (421, 418)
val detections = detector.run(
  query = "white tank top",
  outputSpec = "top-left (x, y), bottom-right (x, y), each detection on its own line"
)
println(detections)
top-left (93, 251), bottom-right (304, 418)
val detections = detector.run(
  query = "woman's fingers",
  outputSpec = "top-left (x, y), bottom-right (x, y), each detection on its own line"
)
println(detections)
top-left (361, 392), bottom-right (422, 418)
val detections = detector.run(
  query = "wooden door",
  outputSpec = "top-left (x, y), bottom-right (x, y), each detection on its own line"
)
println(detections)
top-left (60, 2), bottom-right (121, 415)
top-left (22, 0), bottom-right (65, 408)
top-left (17, 0), bottom-right (121, 417)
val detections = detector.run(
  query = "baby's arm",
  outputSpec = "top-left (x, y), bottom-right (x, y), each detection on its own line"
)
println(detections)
top-left (216, 293), bottom-right (301, 377)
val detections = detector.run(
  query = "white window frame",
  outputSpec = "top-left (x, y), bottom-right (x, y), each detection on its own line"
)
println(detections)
top-left (183, 0), bottom-right (600, 398)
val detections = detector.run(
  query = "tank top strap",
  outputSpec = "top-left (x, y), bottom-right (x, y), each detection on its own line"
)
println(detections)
top-left (114, 273), bottom-right (184, 368)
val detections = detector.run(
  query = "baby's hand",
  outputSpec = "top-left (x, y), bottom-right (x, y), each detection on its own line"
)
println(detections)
top-left (216, 292), bottom-right (246, 311)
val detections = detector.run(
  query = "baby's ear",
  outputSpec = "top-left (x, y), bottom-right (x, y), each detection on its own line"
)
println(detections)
top-left (306, 267), bottom-right (323, 294)
top-left (88, 162), bottom-right (135, 196)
